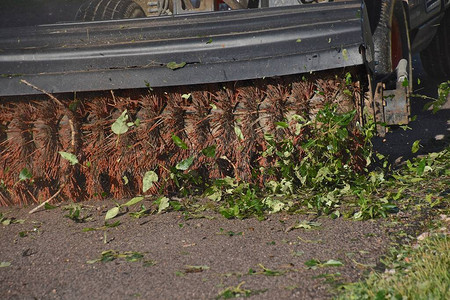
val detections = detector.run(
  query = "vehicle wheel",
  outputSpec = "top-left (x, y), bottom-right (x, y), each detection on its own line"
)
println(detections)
top-left (420, 10), bottom-right (450, 79)
top-left (366, 0), bottom-right (412, 135)
top-left (75, 0), bottom-right (146, 21)
top-left (371, 0), bottom-right (412, 80)
top-left (363, 0), bottom-right (381, 34)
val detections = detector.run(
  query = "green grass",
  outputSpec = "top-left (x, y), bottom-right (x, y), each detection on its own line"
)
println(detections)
top-left (337, 140), bottom-right (449, 300)
top-left (337, 234), bottom-right (449, 299)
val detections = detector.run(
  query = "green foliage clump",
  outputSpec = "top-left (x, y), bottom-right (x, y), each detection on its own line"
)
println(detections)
top-left (211, 104), bottom-right (383, 219)
top-left (106, 93), bottom-right (449, 221)
top-left (423, 80), bottom-right (450, 113)
top-left (105, 103), bottom-right (390, 220)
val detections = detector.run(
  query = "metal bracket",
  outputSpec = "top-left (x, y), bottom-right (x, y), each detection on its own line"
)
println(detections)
top-left (370, 58), bottom-right (411, 136)
top-left (171, 0), bottom-right (215, 15)
top-left (383, 83), bottom-right (410, 125)
top-left (382, 59), bottom-right (410, 126)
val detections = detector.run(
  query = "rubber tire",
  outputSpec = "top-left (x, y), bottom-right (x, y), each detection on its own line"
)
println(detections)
top-left (420, 9), bottom-right (450, 79)
top-left (371, 0), bottom-right (411, 79)
top-left (75, 0), bottom-right (145, 21)
top-left (363, 0), bottom-right (381, 34)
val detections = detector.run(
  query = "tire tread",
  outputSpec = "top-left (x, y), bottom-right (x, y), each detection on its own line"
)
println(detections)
top-left (75, 0), bottom-right (145, 21)
top-left (420, 10), bottom-right (450, 79)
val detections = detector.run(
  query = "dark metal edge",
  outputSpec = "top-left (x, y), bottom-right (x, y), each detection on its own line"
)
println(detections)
top-left (0, 1), bottom-right (372, 97)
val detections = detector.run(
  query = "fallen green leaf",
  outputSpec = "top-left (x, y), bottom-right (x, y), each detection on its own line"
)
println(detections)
top-left (19, 168), bottom-right (32, 181)
top-left (417, 158), bottom-right (426, 176)
top-left (157, 196), bottom-right (170, 214)
top-left (342, 48), bottom-right (349, 61)
top-left (275, 121), bottom-right (289, 128)
top-left (322, 259), bottom-right (344, 267)
top-left (125, 252), bottom-right (144, 262)
top-left (258, 264), bottom-right (283, 276)
top-left (123, 196), bottom-right (144, 207)
top-left (105, 221), bottom-right (121, 228)
top-left (411, 140), bottom-right (421, 154)
top-left (234, 126), bottom-right (244, 141)
top-left (86, 259), bottom-right (99, 264)
top-left (111, 110), bottom-right (129, 135)
top-left (58, 151), bottom-right (79, 165)
top-left (167, 61), bottom-right (186, 70)
top-left (44, 202), bottom-right (57, 210)
top-left (202, 145), bottom-right (216, 158)
top-left (82, 227), bottom-right (96, 232)
top-left (176, 156), bottom-right (194, 171)
top-left (216, 281), bottom-right (265, 299)
top-left (0, 261), bottom-right (11, 268)
top-left (172, 134), bottom-right (188, 149)
top-left (143, 171), bottom-right (158, 193)
top-left (105, 206), bottom-right (120, 220)
top-left (305, 259), bottom-right (320, 268)
top-left (83, 221), bottom-right (121, 232)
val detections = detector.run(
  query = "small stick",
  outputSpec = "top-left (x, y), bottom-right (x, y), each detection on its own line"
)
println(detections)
top-left (110, 90), bottom-right (116, 103)
top-left (69, 119), bottom-right (75, 148)
top-left (20, 79), bottom-right (64, 106)
top-left (26, 189), bottom-right (38, 204)
top-left (29, 184), bottom-right (65, 214)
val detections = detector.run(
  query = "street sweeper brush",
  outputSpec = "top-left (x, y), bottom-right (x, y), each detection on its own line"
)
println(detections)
top-left (0, 68), bottom-right (366, 205)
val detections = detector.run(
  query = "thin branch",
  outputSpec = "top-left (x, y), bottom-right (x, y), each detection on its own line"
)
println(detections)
top-left (29, 184), bottom-right (65, 214)
top-left (20, 80), bottom-right (64, 106)
top-left (69, 119), bottom-right (76, 149)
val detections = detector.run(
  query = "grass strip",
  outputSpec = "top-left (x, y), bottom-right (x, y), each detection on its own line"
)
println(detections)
top-left (337, 233), bottom-right (449, 299)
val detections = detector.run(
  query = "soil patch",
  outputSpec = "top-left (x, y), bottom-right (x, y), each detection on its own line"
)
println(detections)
top-left (1, 201), bottom-right (389, 300)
